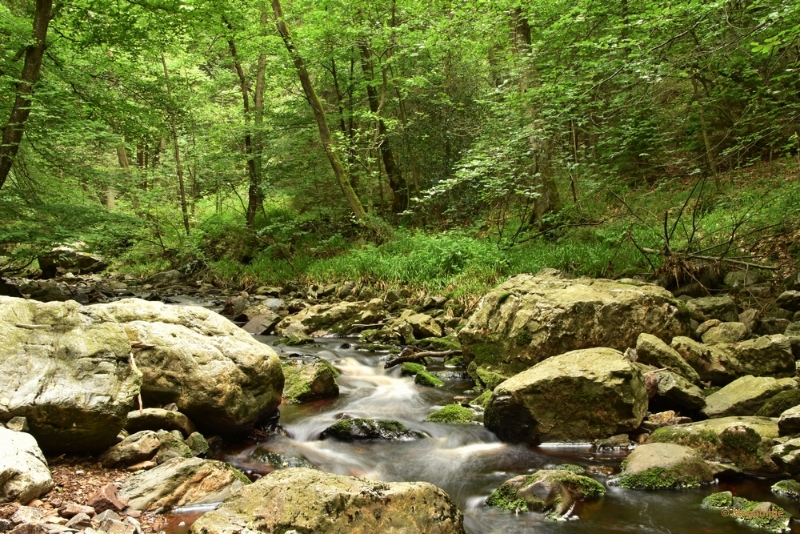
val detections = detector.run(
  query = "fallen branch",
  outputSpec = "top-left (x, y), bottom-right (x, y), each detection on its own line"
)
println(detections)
top-left (384, 348), bottom-right (462, 369)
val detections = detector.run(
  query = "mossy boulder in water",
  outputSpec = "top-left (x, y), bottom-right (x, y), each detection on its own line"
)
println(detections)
top-left (190, 468), bottom-right (465, 534)
top-left (0, 297), bottom-right (142, 452)
top-left (485, 470), bottom-right (605, 519)
top-left (281, 359), bottom-right (339, 403)
top-left (401, 362), bottom-right (444, 387)
top-left (248, 447), bottom-right (315, 470)
top-left (320, 418), bottom-right (424, 441)
top-left (458, 271), bottom-right (691, 379)
top-left (484, 348), bottom-right (648, 443)
top-left (772, 479), bottom-right (800, 500)
top-left (647, 416), bottom-right (781, 475)
top-left (274, 301), bottom-right (371, 336)
top-left (702, 491), bottom-right (790, 533)
top-left (702, 376), bottom-right (798, 418)
top-left (425, 404), bottom-right (474, 424)
top-left (613, 443), bottom-right (713, 489)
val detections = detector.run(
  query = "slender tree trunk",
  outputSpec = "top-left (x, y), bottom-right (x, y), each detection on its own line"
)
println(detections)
top-left (0, 0), bottom-right (53, 190)
top-left (161, 54), bottom-right (190, 236)
top-left (359, 44), bottom-right (407, 213)
top-left (272, 0), bottom-right (366, 220)
top-left (225, 19), bottom-right (263, 229)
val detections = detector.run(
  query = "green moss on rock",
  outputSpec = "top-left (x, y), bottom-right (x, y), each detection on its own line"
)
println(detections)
top-left (703, 491), bottom-right (791, 533)
top-left (772, 479), bottom-right (800, 500)
top-left (756, 390), bottom-right (800, 417)
top-left (471, 390), bottom-right (492, 409)
top-left (415, 371), bottom-right (444, 387)
top-left (425, 404), bottom-right (474, 424)
top-left (401, 362), bottom-right (426, 376)
top-left (618, 464), bottom-right (703, 490)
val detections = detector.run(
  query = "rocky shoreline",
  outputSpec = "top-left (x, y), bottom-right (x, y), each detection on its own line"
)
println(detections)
top-left (3, 264), bottom-right (800, 533)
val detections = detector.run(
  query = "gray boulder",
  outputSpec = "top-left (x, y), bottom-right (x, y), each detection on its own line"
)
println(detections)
top-left (484, 348), bottom-right (648, 443)
top-left (635, 333), bottom-right (700, 383)
top-left (0, 297), bottom-right (142, 451)
top-left (84, 299), bottom-right (284, 435)
top-left (671, 335), bottom-right (794, 386)
top-left (119, 457), bottom-right (249, 512)
top-left (99, 430), bottom-right (161, 468)
top-left (125, 408), bottom-right (196, 438)
top-left (614, 443), bottom-right (713, 489)
top-left (189, 468), bottom-right (465, 534)
top-left (0, 428), bottom-right (53, 504)
top-left (778, 405), bottom-right (800, 436)
top-left (685, 295), bottom-right (739, 322)
top-left (702, 376), bottom-right (798, 418)
top-left (458, 271), bottom-right (691, 378)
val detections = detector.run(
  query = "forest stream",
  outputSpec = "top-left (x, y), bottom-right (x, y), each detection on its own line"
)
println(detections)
top-left (164, 333), bottom-right (800, 534)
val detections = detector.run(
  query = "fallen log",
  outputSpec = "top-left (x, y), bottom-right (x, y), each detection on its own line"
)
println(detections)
top-left (384, 349), bottom-right (462, 369)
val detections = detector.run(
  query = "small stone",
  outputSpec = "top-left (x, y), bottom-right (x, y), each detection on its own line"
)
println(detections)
top-left (11, 507), bottom-right (44, 525)
top-left (97, 519), bottom-right (135, 534)
top-left (5, 417), bottom-right (29, 433)
top-left (64, 514), bottom-right (92, 529)
top-left (87, 484), bottom-right (126, 514)
top-left (58, 503), bottom-right (95, 518)
top-left (93, 511), bottom-right (120, 524)
top-left (126, 461), bottom-right (156, 472)
top-left (9, 525), bottom-right (46, 534)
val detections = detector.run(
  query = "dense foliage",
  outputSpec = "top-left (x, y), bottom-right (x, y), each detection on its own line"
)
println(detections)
top-left (1, 0), bottom-right (798, 290)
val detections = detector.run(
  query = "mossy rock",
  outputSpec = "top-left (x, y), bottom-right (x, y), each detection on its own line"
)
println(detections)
top-left (471, 390), bottom-right (492, 409)
top-left (757, 390), bottom-right (800, 417)
top-left (772, 479), bottom-right (800, 500)
top-left (281, 360), bottom-right (339, 403)
top-left (417, 336), bottom-right (462, 352)
top-left (702, 491), bottom-right (791, 533)
top-left (248, 447), bottom-right (316, 470)
top-left (444, 354), bottom-right (464, 367)
top-left (425, 404), bottom-right (474, 424)
top-left (276, 334), bottom-right (315, 346)
top-left (356, 342), bottom-right (401, 354)
top-left (415, 371), bottom-right (444, 388)
top-left (486, 470), bottom-right (605, 519)
top-left (320, 418), bottom-right (424, 441)
top-left (545, 464), bottom-right (586, 475)
top-left (615, 443), bottom-right (713, 490)
top-left (401, 362), bottom-right (426, 376)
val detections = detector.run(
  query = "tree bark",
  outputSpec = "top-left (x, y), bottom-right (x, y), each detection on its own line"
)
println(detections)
top-left (0, 0), bottom-right (53, 190)
top-left (161, 54), bottom-right (191, 236)
top-left (359, 44), bottom-right (407, 213)
top-left (271, 0), bottom-right (366, 220)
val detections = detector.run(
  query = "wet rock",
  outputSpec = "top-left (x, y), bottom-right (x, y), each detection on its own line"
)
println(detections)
top-left (647, 416), bottom-right (781, 475)
top-left (119, 457), bottom-right (248, 512)
top-left (701, 322), bottom-right (751, 344)
top-left (772, 479), bottom-right (800, 500)
top-left (425, 404), bottom-right (474, 424)
top-left (756, 390), bottom-right (800, 417)
top-left (770, 438), bottom-right (800, 475)
top-left (670, 335), bottom-right (794, 386)
top-left (241, 313), bottom-right (281, 335)
top-left (87, 483), bottom-right (126, 514)
top-left (777, 405), bottom-right (800, 436)
top-left (685, 295), bottom-right (739, 322)
top-left (484, 347), bottom-right (648, 443)
top-left (0, 297), bottom-right (142, 452)
top-left (190, 467), bottom-right (464, 534)
top-left (595, 434), bottom-right (631, 450)
top-left (485, 470), bottom-right (604, 519)
top-left (275, 301), bottom-right (368, 336)
top-left (143, 270), bottom-right (182, 288)
top-left (776, 291), bottom-right (800, 312)
top-left (702, 491), bottom-right (790, 533)
top-left (276, 333), bottom-right (314, 346)
top-left (125, 408), bottom-right (196, 438)
top-left (98, 431), bottom-right (161, 468)
top-left (38, 246), bottom-right (106, 279)
top-left (0, 428), bottom-right (53, 504)
top-left (613, 443), bottom-right (713, 489)
top-left (702, 376), bottom-right (798, 418)
top-left (401, 363), bottom-right (444, 388)
top-left (281, 359), bottom-right (339, 403)
top-left (635, 333), bottom-right (700, 383)
top-left (248, 448), bottom-right (315, 470)
top-left (84, 299), bottom-right (284, 436)
top-left (458, 271), bottom-right (691, 379)
top-left (320, 419), bottom-right (424, 441)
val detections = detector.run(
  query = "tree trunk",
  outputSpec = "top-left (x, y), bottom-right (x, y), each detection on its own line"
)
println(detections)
top-left (0, 0), bottom-right (53, 190)
top-left (160, 54), bottom-right (191, 236)
top-left (359, 44), bottom-right (407, 213)
top-left (225, 20), bottom-right (264, 229)
top-left (271, 0), bottom-right (366, 220)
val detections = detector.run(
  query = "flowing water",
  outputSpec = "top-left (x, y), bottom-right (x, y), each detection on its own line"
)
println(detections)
top-left (173, 337), bottom-right (800, 534)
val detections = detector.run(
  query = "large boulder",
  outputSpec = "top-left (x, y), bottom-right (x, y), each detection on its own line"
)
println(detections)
top-left (119, 457), bottom-right (249, 512)
top-left (647, 416), bottom-right (781, 475)
top-left (484, 348), bottom-right (648, 443)
top-left (613, 443), bottom-right (713, 489)
top-left (635, 333), bottom-right (700, 383)
top-left (458, 271), bottom-right (691, 378)
top-left (0, 297), bottom-right (142, 451)
top-left (189, 468), bottom-right (465, 534)
top-left (671, 335), bottom-right (794, 386)
top-left (702, 376), bottom-right (798, 418)
top-left (84, 299), bottom-right (284, 435)
top-left (0, 428), bottom-right (53, 504)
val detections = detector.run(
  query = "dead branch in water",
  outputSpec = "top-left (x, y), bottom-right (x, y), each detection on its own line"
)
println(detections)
top-left (384, 348), bottom-right (462, 368)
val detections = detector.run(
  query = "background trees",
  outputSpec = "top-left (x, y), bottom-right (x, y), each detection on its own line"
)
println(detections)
top-left (0, 0), bottom-right (798, 285)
